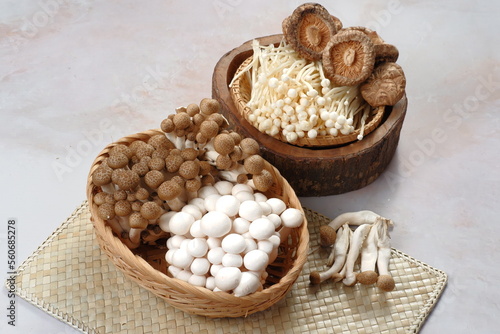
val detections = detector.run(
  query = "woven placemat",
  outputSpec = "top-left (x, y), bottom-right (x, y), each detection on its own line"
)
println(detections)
top-left (10, 201), bottom-right (447, 333)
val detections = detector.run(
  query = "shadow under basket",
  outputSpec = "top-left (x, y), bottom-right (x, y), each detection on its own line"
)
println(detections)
top-left (212, 34), bottom-right (407, 197)
top-left (86, 129), bottom-right (309, 318)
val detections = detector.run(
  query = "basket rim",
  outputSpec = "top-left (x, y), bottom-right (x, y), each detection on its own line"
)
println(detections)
top-left (230, 50), bottom-right (385, 148)
top-left (86, 129), bottom-right (309, 316)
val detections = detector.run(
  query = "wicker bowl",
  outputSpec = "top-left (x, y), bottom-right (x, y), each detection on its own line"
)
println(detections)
top-left (229, 38), bottom-right (386, 148)
top-left (86, 129), bottom-right (309, 318)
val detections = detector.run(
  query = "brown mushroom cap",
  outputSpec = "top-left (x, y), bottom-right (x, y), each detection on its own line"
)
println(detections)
top-left (236, 173), bottom-right (249, 184)
top-left (157, 180), bottom-right (183, 201)
top-left (135, 187), bottom-right (150, 201)
top-left (109, 144), bottom-right (133, 159)
top-left (161, 118), bottom-right (175, 133)
top-left (185, 178), bottom-right (202, 193)
top-left (104, 193), bottom-right (116, 205)
top-left (113, 189), bottom-right (127, 201)
top-left (131, 161), bottom-right (149, 177)
top-left (198, 161), bottom-right (212, 175)
top-left (216, 154), bottom-right (233, 170)
top-left (148, 134), bottom-right (175, 150)
top-left (252, 169), bottom-right (275, 192)
top-left (128, 140), bottom-right (148, 155)
top-left (283, 3), bottom-right (338, 61)
top-left (207, 113), bottom-right (227, 128)
top-left (180, 148), bottom-right (198, 161)
top-left (92, 165), bottom-right (112, 186)
top-left (360, 62), bottom-right (406, 107)
top-left (114, 199), bottom-right (132, 216)
top-left (129, 212), bottom-right (149, 229)
top-left (140, 201), bottom-right (163, 220)
top-left (165, 154), bottom-right (184, 173)
top-left (97, 203), bottom-right (115, 220)
top-left (199, 98), bottom-right (220, 115)
top-left (319, 225), bottom-right (337, 247)
top-left (244, 155), bottom-right (265, 175)
top-left (322, 29), bottom-right (375, 86)
top-left (107, 152), bottom-right (129, 169)
top-left (213, 133), bottom-right (235, 155)
top-left (173, 112), bottom-right (191, 130)
top-left (178, 160), bottom-right (200, 179)
top-left (93, 192), bottom-right (108, 205)
top-left (309, 271), bottom-right (322, 285)
top-left (357, 270), bottom-right (379, 285)
top-left (376, 274), bottom-right (395, 292)
top-left (135, 144), bottom-right (155, 159)
top-left (199, 120), bottom-right (219, 139)
top-left (186, 103), bottom-right (200, 117)
top-left (131, 200), bottom-right (143, 212)
top-left (144, 170), bottom-right (165, 189)
top-left (240, 138), bottom-right (260, 156)
top-left (148, 157), bottom-right (165, 171)
top-left (112, 169), bottom-right (140, 191)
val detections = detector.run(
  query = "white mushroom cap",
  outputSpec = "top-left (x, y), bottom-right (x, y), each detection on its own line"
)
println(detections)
top-left (210, 263), bottom-right (223, 277)
top-left (190, 257), bottom-right (211, 276)
top-left (159, 211), bottom-right (177, 232)
top-left (222, 253), bottom-right (243, 267)
top-left (239, 200), bottom-right (263, 221)
top-left (249, 217), bottom-right (275, 240)
top-left (221, 233), bottom-right (246, 254)
top-left (187, 197), bottom-right (207, 214)
top-left (258, 201), bottom-right (273, 216)
top-left (169, 212), bottom-right (196, 235)
top-left (201, 211), bottom-right (232, 238)
top-left (266, 198), bottom-right (287, 215)
top-left (243, 238), bottom-right (258, 254)
top-left (257, 240), bottom-right (274, 255)
top-left (167, 234), bottom-right (186, 249)
top-left (207, 247), bottom-right (225, 265)
top-left (234, 191), bottom-right (255, 203)
top-left (267, 213), bottom-right (282, 229)
top-left (253, 192), bottom-right (268, 202)
top-left (187, 238), bottom-right (209, 258)
top-left (181, 204), bottom-right (203, 220)
top-left (167, 265), bottom-right (182, 278)
top-left (188, 274), bottom-right (206, 287)
top-left (231, 183), bottom-right (254, 196)
top-left (165, 249), bottom-right (176, 264)
top-left (189, 220), bottom-right (205, 238)
top-left (176, 269), bottom-right (193, 282)
top-left (214, 180), bottom-right (234, 195)
top-left (206, 236), bottom-right (222, 249)
top-left (205, 276), bottom-right (216, 290)
top-left (280, 208), bottom-right (304, 228)
top-left (198, 185), bottom-right (219, 199)
top-left (233, 271), bottom-right (262, 297)
top-left (172, 249), bottom-right (194, 269)
top-left (215, 267), bottom-right (242, 291)
top-left (244, 249), bottom-right (269, 272)
top-left (232, 217), bottom-right (250, 234)
top-left (204, 194), bottom-right (221, 212)
top-left (215, 195), bottom-right (241, 217)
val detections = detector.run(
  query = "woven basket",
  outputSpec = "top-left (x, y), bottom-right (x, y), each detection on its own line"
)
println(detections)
top-left (230, 56), bottom-right (385, 147)
top-left (86, 129), bottom-right (309, 318)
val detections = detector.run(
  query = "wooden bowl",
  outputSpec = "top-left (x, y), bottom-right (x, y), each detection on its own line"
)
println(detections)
top-left (212, 34), bottom-right (407, 197)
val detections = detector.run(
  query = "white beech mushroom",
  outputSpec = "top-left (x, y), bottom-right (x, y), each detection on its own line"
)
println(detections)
top-left (376, 218), bottom-right (395, 292)
top-left (356, 221), bottom-right (380, 285)
top-left (310, 223), bottom-right (350, 284)
top-left (342, 224), bottom-right (371, 286)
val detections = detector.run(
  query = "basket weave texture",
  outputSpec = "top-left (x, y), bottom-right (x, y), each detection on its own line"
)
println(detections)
top-left (11, 202), bottom-right (447, 333)
top-left (86, 129), bottom-right (309, 318)
top-left (230, 56), bottom-right (386, 147)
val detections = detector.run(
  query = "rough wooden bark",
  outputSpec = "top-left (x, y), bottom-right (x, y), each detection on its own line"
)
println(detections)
top-left (212, 34), bottom-right (407, 197)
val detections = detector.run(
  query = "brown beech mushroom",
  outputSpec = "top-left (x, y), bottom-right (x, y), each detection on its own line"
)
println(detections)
top-left (322, 29), bottom-right (375, 86)
top-left (140, 201), bottom-right (163, 221)
top-left (360, 62), bottom-right (406, 107)
top-left (283, 3), bottom-right (338, 61)
top-left (144, 170), bottom-right (165, 190)
top-left (199, 98), bottom-right (220, 116)
top-left (239, 137), bottom-right (260, 159)
top-left (251, 169), bottom-right (275, 192)
top-left (106, 152), bottom-right (129, 169)
top-left (111, 169), bottom-right (140, 191)
top-left (109, 144), bottom-right (133, 159)
top-left (319, 225), bottom-right (337, 247)
top-left (129, 212), bottom-right (149, 245)
top-left (158, 180), bottom-right (185, 211)
top-left (92, 165), bottom-right (114, 193)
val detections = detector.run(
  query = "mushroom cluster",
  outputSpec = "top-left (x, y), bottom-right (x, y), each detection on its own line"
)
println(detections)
top-left (161, 181), bottom-right (304, 296)
top-left (309, 210), bottom-right (396, 292)
top-left (91, 98), bottom-right (279, 249)
top-left (230, 3), bottom-right (406, 143)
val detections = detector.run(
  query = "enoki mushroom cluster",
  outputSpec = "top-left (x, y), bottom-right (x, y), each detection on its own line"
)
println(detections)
top-left (90, 98), bottom-right (305, 296)
top-left (310, 210), bottom-right (396, 292)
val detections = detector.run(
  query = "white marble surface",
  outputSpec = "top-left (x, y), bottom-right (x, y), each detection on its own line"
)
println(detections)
top-left (1, 0), bottom-right (499, 333)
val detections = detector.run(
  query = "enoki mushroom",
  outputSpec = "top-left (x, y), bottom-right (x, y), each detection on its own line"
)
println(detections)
top-left (230, 39), bottom-right (375, 143)
top-left (309, 210), bottom-right (395, 291)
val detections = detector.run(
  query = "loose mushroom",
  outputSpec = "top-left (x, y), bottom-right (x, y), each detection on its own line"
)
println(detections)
top-left (356, 221), bottom-right (380, 285)
top-left (376, 219), bottom-right (396, 291)
top-left (322, 29), bottom-right (375, 86)
top-left (342, 224), bottom-right (371, 286)
top-left (283, 3), bottom-right (338, 61)
top-left (360, 62), bottom-right (406, 107)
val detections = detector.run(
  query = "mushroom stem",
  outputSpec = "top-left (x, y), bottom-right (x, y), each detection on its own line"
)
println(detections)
top-left (342, 224), bottom-right (371, 286)
top-left (356, 221), bottom-right (380, 285)
top-left (328, 210), bottom-right (385, 232)
top-left (376, 219), bottom-right (395, 291)
top-left (310, 224), bottom-right (350, 284)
